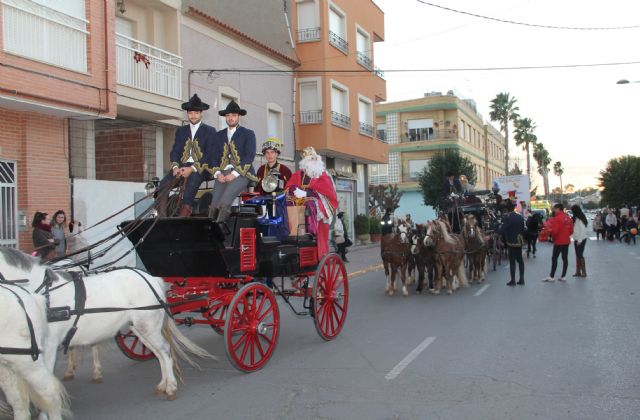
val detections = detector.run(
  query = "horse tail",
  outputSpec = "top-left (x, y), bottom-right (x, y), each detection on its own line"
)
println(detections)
top-left (13, 369), bottom-right (70, 419)
top-left (162, 317), bottom-right (217, 375)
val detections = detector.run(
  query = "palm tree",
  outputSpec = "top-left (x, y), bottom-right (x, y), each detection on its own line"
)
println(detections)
top-left (513, 117), bottom-right (537, 177)
top-left (489, 92), bottom-right (520, 174)
top-left (553, 161), bottom-right (564, 203)
top-left (533, 142), bottom-right (551, 200)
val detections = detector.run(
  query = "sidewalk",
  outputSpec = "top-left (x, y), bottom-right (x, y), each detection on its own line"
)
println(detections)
top-left (338, 242), bottom-right (383, 278)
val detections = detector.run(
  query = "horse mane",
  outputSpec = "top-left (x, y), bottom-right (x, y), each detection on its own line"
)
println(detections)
top-left (435, 220), bottom-right (457, 244)
top-left (0, 247), bottom-right (36, 271)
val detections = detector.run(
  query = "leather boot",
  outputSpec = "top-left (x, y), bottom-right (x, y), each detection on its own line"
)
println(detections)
top-left (572, 259), bottom-right (580, 277)
top-left (155, 192), bottom-right (168, 217)
top-left (580, 257), bottom-right (587, 277)
top-left (178, 204), bottom-right (192, 217)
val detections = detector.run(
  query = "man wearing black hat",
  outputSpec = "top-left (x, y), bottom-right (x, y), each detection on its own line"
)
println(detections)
top-left (442, 172), bottom-right (463, 233)
top-left (209, 100), bottom-right (257, 222)
top-left (157, 94), bottom-right (216, 217)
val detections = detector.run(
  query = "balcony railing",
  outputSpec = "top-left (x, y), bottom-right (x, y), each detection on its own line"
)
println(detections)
top-left (404, 128), bottom-right (457, 142)
top-left (116, 33), bottom-right (182, 100)
top-left (359, 122), bottom-right (373, 137)
top-left (357, 51), bottom-right (372, 70)
top-left (376, 130), bottom-right (386, 142)
top-left (2, 0), bottom-right (88, 72)
top-left (297, 27), bottom-right (320, 43)
top-left (328, 30), bottom-right (348, 54)
top-left (374, 66), bottom-right (385, 80)
top-left (299, 110), bottom-right (322, 124)
top-left (369, 174), bottom-right (389, 185)
top-left (331, 111), bottom-right (350, 129)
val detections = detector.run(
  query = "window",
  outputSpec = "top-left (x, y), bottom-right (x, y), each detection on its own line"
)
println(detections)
top-left (299, 78), bottom-right (322, 124)
top-left (297, 0), bottom-right (320, 42)
top-left (408, 159), bottom-right (429, 180)
top-left (407, 119), bottom-right (434, 141)
top-left (356, 25), bottom-right (371, 69)
top-left (459, 120), bottom-right (465, 139)
top-left (369, 164), bottom-right (389, 184)
top-left (376, 123), bottom-right (386, 141)
top-left (328, 3), bottom-right (347, 53)
top-left (267, 103), bottom-right (283, 141)
top-left (331, 80), bottom-right (349, 129)
top-left (358, 95), bottom-right (373, 136)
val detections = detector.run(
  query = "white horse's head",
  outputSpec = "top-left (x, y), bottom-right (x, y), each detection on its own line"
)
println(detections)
top-left (397, 222), bottom-right (409, 243)
top-left (0, 247), bottom-right (54, 292)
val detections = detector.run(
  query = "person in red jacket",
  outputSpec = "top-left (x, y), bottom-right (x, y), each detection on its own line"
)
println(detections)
top-left (543, 203), bottom-right (574, 282)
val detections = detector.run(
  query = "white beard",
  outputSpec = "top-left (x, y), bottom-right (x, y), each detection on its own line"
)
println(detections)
top-left (300, 156), bottom-right (325, 179)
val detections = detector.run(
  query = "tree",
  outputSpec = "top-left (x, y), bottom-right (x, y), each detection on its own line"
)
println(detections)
top-left (513, 117), bottom-right (537, 177)
top-left (508, 163), bottom-right (523, 175)
top-left (598, 155), bottom-right (640, 207)
top-left (368, 184), bottom-right (403, 217)
top-left (553, 161), bottom-right (564, 203)
top-left (418, 149), bottom-right (476, 209)
top-left (489, 92), bottom-right (520, 174)
top-left (533, 142), bottom-right (551, 200)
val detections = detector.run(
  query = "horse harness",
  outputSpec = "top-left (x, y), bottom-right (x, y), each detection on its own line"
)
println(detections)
top-left (0, 271), bottom-right (41, 360)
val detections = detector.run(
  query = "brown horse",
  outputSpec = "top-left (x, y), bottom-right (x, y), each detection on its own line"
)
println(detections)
top-left (381, 221), bottom-right (412, 296)
top-left (424, 219), bottom-right (468, 295)
top-left (462, 214), bottom-right (488, 284)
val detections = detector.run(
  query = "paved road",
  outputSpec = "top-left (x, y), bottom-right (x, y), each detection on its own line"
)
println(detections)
top-left (52, 238), bottom-right (640, 419)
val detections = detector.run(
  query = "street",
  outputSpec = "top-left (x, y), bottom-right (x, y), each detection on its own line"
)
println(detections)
top-left (55, 238), bottom-right (640, 420)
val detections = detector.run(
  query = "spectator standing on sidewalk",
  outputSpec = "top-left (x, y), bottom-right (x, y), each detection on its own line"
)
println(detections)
top-left (592, 211), bottom-right (604, 240)
top-left (334, 211), bottom-right (350, 262)
top-left (543, 204), bottom-right (574, 283)
top-left (499, 200), bottom-right (526, 286)
top-left (571, 205), bottom-right (588, 277)
top-left (525, 211), bottom-right (542, 258)
top-left (51, 210), bottom-right (67, 258)
top-left (31, 211), bottom-right (57, 261)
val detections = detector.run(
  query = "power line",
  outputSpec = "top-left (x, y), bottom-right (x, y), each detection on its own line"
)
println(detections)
top-left (415, 0), bottom-right (640, 30)
top-left (190, 60), bottom-right (640, 75)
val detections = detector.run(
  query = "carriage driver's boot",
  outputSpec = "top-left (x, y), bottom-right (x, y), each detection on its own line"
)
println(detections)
top-left (155, 192), bottom-right (168, 217)
top-left (178, 204), bottom-right (192, 217)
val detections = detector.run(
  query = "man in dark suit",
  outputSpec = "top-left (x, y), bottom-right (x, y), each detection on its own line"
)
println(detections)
top-left (442, 172), bottom-right (463, 233)
top-left (157, 94), bottom-right (216, 217)
top-left (209, 100), bottom-right (257, 222)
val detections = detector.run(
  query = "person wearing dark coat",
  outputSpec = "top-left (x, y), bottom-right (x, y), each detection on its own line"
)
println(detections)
top-left (157, 94), bottom-right (216, 217)
top-left (499, 200), bottom-right (526, 286)
top-left (442, 173), bottom-right (463, 234)
top-left (525, 212), bottom-right (542, 258)
top-left (31, 211), bottom-right (58, 261)
top-left (209, 101), bottom-right (257, 222)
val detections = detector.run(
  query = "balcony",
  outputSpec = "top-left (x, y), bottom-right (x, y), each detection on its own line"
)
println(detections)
top-left (328, 30), bottom-right (348, 54)
top-left (2, 0), bottom-right (87, 72)
top-left (116, 33), bottom-right (182, 100)
top-left (403, 128), bottom-right (457, 142)
top-left (297, 27), bottom-right (320, 43)
top-left (300, 110), bottom-right (322, 125)
top-left (331, 111), bottom-right (350, 129)
top-left (357, 52), bottom-right (372, 70)
top-left (359, 122), bottom-right (373, 137)
top-left (369, 174), bottom-right (389, 185)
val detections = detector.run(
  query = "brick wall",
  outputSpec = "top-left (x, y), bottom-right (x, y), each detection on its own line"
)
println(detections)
top-left (95, 129), bottom-right (144, 181)
top-left (0, 107), bottom-right (70, 253)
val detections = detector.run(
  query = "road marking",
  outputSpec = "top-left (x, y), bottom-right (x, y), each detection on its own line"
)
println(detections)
top-left (348, 263), bottom-right (383, 279)
top-left (474, 284), bottom-right (491, 296)
top-left (385, 336), bottom-right (436, 381)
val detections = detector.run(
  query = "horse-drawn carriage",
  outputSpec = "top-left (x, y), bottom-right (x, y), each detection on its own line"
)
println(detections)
top-left (115, 192), bottom-right (349, 372)
top-left (458, 191), bottom-right (505, 271)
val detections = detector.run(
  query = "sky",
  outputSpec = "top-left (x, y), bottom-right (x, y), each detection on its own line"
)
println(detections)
top-left (372, 0), bottom-right (640, 191)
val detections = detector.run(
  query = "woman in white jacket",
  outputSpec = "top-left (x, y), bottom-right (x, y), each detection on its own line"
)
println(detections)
top-left (571, 205), bottom-right (589, 277)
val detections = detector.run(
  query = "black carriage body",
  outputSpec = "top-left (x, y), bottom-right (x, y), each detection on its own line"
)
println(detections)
top-left (120, 206), bottom-right (319, 278)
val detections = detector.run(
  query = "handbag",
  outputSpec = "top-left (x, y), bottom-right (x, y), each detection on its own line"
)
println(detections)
top-left (344, 237), bottom-right (353, 247)
top-left (287, 205), bottom-right (306, 236)
top-left (335, 235), bottom-right (345, 244)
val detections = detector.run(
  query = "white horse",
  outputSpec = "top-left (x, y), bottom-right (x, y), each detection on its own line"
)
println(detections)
top-left (0, 247), bottom-right (215, 409)
top-left (0, 283), bottom-right (68, 420)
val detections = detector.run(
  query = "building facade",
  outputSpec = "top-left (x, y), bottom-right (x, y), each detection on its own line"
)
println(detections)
top-left (372, 92), bottom-right (507, 221)
top-left (0, 0), bottom-right (117, 250)
top-left (291, 0), bottom-right (387, 236)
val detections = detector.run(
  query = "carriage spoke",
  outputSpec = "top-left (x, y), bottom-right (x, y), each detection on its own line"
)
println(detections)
top-left (250, 335), bottom-right (256, 366)
top-left (232, 331), bottom-right (249, 353)
top-left (254, 334), bottom-right (266, 359)
top-left (257, 334), bottom-right (271, 356)
top-left (257, 305), bottom-right (274, 322)
top-left (240, 334), bottom-right (251, 362)
top-left (255, 292), bottom-right (267, 317)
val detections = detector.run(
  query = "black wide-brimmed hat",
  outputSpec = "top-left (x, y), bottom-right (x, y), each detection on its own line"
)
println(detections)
top-left (181, 94), bottom-right (209, 111)
top-left (218, 100), bottom-right (247, 116)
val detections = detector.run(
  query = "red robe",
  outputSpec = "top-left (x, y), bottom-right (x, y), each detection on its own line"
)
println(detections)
top-left (286, 170), bottom-right (338, 259)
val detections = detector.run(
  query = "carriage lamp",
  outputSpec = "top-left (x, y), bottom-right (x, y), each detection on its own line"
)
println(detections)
top-left (117, 0), bottom-right (126, 14)
top-left (261, 169), bottom-right (284, 193)
top-left (145, 182), bottom-right (155, 196)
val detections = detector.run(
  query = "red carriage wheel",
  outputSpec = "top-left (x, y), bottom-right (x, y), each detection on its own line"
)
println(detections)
top-left (115, 330), bottom-right (156, 361)
top-left (313, 253), bottom-right (349, 341)
top-left (224, 283), bottom-right (280, 372)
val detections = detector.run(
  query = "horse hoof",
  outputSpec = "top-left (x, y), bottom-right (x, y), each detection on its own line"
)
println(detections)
top-left (154, 388), bottom-right (164, 396)
top-left (447, 290), bottom-right (453, 295)
top-left (166, 393), bottom-right (177, 401)
top-left (63, 374), bottom-right (74, 381)
top-left (91, 377), bottom-right (103, 384)
top-left (402, 288), bottom-right (409, 296)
